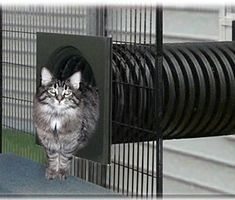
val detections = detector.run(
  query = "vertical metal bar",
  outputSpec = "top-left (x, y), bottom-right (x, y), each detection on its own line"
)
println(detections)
top-left (115, 7), bottom-right (121, 194)
top-left (133, 8), bottom-right (139, 197)
top-left (124, 7), bottom-right (130, 195)
top-left (83, 159), bottom-right (87, 181)
top-left (59, 7), bottom-right (61, 32)
top-left (140, 7), bottom-right (144, 197)
top-left (16, 6), bottom-right (19, 132)
top-left (80, 159), bottom-right (84, 179)
top-left (7, 6), bottom-right (12, 133)
top-left (93, 5), bottom-right (109, 188)
top-left (83, 6), bottom-right (86, 34)
top-left (120, 7), bottom-right (126, 195)
top-left (95, 6), bottom-right (107, 37)
top-left (140, 7), bottom-right (148, 196)
top-left (143, 7), bottom-right (150, 196)
top-left (26, 6), bottom-right (29, 135)
top-left (232, 20), bottom-right (235, 41)
top-left (6, 8), bottom-right (9, 134)
top-left (88, 160), bottom-right (92, 182)
top-left (62, 6), bottom-right (65, 34)
top-left (129, 8), bottom-right (135, 196)
top-left (0, 6), bottom-right (2, 154)
top-left (108, 163), bottom-right (111, 189)
top-left (27, 7), bottom-right (31, 133)
top-left (19, 7), bottom-right (22, 132)
top-left (111, 7), bottom-right (116, 192)
top-left (117, 144), bottom-right (120, 193)
top-left (69, 6), bottom-right (72, 34)
top-left (93, 160), bottom-right (95, 183)
top-left (83, 159), bottom-right (86, 180)
top-left (30, 6), bottom-right (33, 135)
top-left (103, 7), bottom-right (108, 188)
top-left (88, 160), bottom-right (94, 183)
top-left (23, 7), bottom-right (26, 135)
top-left (101, 164), bottom-right (107, 187)
top-left (80, 159), bottom-right (83, 179)
top-left (96, 162), bottom-right (99, 185)
top-left (96, 7), bottom-right (101, 36)
top-left (155, 5), bottom-right (163, 198)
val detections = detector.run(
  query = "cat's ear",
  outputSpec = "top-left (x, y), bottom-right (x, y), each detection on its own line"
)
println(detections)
top-left (41, 67), bottom-right (53, 86)
top-left (69, 71), bottom-right (81, 89)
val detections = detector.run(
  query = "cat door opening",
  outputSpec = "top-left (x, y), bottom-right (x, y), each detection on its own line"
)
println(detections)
top-left (45, 46), bottom-right (96, 86)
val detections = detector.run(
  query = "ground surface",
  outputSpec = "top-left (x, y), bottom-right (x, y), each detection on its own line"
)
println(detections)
top-left (0, 153), bottom-right (116, 196)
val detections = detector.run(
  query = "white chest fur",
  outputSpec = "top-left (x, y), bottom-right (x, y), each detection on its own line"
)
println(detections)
top-left (50, 118), bottom-right (62, 131)
top-left (41, 104), bottom-right (77, 131)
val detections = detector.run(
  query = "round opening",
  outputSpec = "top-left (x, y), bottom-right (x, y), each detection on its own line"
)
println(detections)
top-left (46, 46), bottom-right (96, 86)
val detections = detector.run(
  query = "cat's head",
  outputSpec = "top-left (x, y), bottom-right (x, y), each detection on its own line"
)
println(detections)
top-left (37, 67), bottom-right (82, 109)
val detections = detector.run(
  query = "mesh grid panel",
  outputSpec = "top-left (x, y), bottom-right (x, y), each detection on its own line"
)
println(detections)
top-left (2, 6), bottom-right (161, 196)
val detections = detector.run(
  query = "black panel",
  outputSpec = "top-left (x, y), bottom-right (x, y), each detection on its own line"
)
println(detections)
top-left (37, 33), bottom-right (112, 164)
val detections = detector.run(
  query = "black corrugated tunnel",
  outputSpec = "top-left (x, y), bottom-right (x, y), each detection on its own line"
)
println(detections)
top-left (112, 42), bottom-right (235, 143)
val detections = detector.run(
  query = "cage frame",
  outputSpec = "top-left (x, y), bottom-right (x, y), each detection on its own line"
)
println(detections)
top-left (0, 5), bottom-right (164, 197)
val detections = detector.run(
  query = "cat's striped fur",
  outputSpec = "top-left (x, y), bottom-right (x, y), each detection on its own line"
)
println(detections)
top-left (33, 67), bottom-right (99, 180)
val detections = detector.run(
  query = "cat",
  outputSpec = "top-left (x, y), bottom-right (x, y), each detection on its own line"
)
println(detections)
top-left (33, 67), bottom-right (99, 180)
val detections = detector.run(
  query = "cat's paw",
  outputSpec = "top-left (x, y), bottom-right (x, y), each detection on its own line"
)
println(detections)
top-left (58, 169), bottom-right (69, 181)
top-left (45, 168), bottom-right (57, 180)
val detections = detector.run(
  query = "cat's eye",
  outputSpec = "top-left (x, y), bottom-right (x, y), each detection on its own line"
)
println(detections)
top-left (64, 90), bottom-right (72, 97)
top-left (48, 88), bottom-right (56, 96)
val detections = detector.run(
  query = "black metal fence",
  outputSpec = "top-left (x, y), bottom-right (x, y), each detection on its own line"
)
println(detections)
top-left (1, 6), bottom-right (163, 197)
top-left (4, 4), bottom-right (235, 197)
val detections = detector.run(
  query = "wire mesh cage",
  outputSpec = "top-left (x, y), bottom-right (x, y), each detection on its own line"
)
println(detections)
top-left (1, 6), bottom-right (163, 197)
top-left (3, 4), bottom-right (235, 197)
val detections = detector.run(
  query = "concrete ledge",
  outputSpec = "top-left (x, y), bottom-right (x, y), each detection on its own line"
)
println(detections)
top-left (0, 153), bottom-right (116, 196)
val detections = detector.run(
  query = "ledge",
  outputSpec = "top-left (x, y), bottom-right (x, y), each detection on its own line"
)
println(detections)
top-left (0, 153), bottom-right (117, 197)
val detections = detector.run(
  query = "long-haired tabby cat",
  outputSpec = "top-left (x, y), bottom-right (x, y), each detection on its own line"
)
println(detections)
top-left (33, 67), bottom-right (99, 180)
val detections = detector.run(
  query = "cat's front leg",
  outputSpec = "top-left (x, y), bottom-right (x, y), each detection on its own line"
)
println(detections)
top-left (58, 153), bottom-right (72, 181)
top-left (45, 166), bottom-right (58, 180)
top-left (45, 150), bottom-right (60, 180)
top-left (36, 128), bottom-right (59, 179)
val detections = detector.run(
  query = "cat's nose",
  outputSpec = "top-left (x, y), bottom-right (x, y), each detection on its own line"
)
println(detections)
top-left (57, 95), bottom-right (63, 103)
